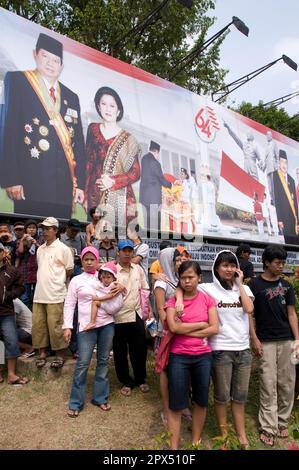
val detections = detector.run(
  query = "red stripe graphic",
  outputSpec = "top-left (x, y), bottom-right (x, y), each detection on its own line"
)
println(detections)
top-left (221, 151), bottom-right (265, 201)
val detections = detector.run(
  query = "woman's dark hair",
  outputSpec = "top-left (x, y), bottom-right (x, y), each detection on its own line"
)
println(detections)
top-left (89, 207), bottom-right (97, 218)
top-left (178, 260), bottom-right (201, 278)
top-left (262, 245), bottom-right (287, 269)
top-left (214, 251), bottom-right (237, 290)
top-left (94, 86), bottom-right (124, 121)
top-left (173, 248), bottom-right (181, 262)
top-left (180, 167), bottom-right (189, 179)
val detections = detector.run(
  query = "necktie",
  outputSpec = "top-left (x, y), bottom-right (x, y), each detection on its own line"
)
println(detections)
top-left (50, 86), bottom-right (56, 103)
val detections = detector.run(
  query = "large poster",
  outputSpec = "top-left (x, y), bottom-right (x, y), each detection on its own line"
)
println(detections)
top-left (1, 8), bottom-right (299, 246)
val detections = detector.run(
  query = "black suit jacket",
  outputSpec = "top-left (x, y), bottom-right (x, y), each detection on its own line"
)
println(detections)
top-left (139, 152), bottom-right (171, 206)
top-left (0, 70), bottom-right (86, 219)
top-left (273, 170), bottom-right (299, 244)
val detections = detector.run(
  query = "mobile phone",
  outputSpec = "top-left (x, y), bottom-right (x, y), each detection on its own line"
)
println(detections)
top-left (234, 272), bottom-right (239, 278)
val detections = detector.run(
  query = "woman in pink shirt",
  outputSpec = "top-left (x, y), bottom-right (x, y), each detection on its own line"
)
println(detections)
top-left (166, 261), bottom-right (219, 450)
top-left (63, 247), bottom-right (123, 417)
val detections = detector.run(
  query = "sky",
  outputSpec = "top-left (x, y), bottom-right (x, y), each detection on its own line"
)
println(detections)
top-left (207, 0), bottom-right (299, 115)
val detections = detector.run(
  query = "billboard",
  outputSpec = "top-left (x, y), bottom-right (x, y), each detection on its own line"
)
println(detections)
top-left (1, 8), bottom-right (299, 246)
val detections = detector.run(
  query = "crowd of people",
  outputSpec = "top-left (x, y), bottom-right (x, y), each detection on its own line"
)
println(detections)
top-left (0, 217), bottom-right (298, 450)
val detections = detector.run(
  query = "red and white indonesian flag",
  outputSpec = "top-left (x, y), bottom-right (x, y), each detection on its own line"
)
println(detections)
top-left (218, 151), bottom-right (265, 212)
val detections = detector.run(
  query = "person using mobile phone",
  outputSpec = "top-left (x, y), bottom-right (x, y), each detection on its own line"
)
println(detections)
top-left (198, 250), bottom-right (254, 450)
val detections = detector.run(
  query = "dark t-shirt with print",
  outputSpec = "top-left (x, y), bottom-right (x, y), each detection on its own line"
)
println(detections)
top-left (248, 275), bottom-right (295, 341)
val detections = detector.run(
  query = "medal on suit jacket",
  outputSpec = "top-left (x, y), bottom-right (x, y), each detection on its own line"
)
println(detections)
top-left (24, 70), bottom-right (77, 199)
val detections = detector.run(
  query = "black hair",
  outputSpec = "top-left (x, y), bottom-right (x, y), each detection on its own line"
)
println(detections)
top-left (262, 245), bottom-right (287, 270)
top-left (89, 207), bottom-right (97, 217)
top-left (13, 221), bottom-right (25, 227)
top-left (94, 86), bottom-right (124, 121)
top-left (214, 251), bottom-right (238, 290)
top-left (160, 240), bottom-right (171, 251)
top-left (178, 260), bottom-right (201, 278)
top-left (24, 219), bottom-right (38, 230)
top-left (236, 243), bottom-right (251, 257)
top-left (0, 221), bottom-right (11, 231)
top-left (173, 248), bottom-right (181, 262)
top-left (180, 167), bottom-right (189, 179)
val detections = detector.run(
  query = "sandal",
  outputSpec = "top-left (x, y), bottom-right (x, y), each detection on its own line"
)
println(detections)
top-left (277, 426), bottom-right (289, 438)
top-left (91, 400), bottom-right (111, 411)
top-left (121, 386), bottom-right (132, 397)
top-left (35, 357), bottom-right (46, 368)
top-left (260, 430), bottom-right (275, 447)
top-left (50, 357), bottom-right (65, 369)
top-left (139, 383), bottom-right (150, 393)
top-left (67, 409), bottom-right (80, 418)
top-left (182, 409), bottom-right (193, 422)
top-left (8, 376), bottom-right (30, 385)
top-left (21, 350), bottom-right (35, 358)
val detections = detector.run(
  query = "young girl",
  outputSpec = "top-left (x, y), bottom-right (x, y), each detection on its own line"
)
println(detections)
top-left (84, 262), bottom-right (120, 331)
top-left (166, 261), bottom-right (218, 450)
top-left (198, 250), bottom-right (254, 449)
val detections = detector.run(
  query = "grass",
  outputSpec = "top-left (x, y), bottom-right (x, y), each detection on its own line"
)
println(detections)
top-left (0, 355), bottom-right (298, 450)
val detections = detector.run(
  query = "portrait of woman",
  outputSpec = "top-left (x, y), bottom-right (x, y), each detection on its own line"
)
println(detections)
top-left (85, 87), bottom-right (141, 228)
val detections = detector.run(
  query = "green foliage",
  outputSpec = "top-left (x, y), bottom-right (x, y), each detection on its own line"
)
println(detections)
top-left (0, 0), bottom-right (228, 94)
top-left (234, 101), bottom-right (299, 142)
top-left (283, 267), bottom-right (299, 317)
top-left (211, 427), bottom-right (242, 450)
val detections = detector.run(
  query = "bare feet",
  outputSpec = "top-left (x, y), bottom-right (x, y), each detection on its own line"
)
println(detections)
top-left (84, 322), bottom-right (96, 331)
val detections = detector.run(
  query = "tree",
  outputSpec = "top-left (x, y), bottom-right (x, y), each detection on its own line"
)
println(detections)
top-left (234, 101), bottom-right (299, 142)
top-left (0, 0), bottom-right (228, 95)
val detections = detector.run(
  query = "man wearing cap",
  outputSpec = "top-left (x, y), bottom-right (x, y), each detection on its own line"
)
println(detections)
top-left (113, 239), bottom-right (150, 396)
top-left (273, 150), bottom-right (299, 244)
top-left (0, 242), bottom-right (28, 385)
top-left (139, 141), bottom-right (172, 233)
top-left (0, 33), bottom-right (86, 219)
top-left (32, 217), bottom-right (74, 369)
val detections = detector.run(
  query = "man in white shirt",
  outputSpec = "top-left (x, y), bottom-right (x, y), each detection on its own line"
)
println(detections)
top-left (32, 217), bottom-right (74, 369)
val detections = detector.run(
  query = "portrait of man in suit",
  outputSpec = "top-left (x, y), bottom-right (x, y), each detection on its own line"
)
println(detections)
top-left (273, 149), bottom-right (299, 245)
top-left (139, 140), bottom-right (172, 233)
top-left (0, 33), bottom-right (86, 219)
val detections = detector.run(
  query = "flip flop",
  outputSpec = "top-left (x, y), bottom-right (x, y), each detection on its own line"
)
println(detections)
top-left (67, 409), bottom-right (80, 418)
top-left (91, 400), bottom-right (111, 411)
top-left (36, 357), bottom-right (46, 368)
top-left (277, 427), bottom-right (289, 438)
top-left (121, 386), bottom-right (132, 396)
top-left (8, 377), bottom-right (30, 385)
top-left (260, 431), bottom-right (275, 447)
top-left (139, 383), bottom-right (150, 393)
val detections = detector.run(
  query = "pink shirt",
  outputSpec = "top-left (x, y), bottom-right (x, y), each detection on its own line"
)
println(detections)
top-left (63, 272), bottom-right (123, 332)
top-left (166, 292), bottom-right (215, 356)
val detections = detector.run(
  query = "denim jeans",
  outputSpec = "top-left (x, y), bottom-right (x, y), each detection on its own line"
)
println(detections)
top-left (69, 322), bottom-right (115, 411)
top-left (0, 314), bottom-right (20, 359)
top-left (20, 283), bottom-right (36, 310)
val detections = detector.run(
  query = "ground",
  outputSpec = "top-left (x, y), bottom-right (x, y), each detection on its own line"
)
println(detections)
top-left (0, 356), bottom-right (298, 450)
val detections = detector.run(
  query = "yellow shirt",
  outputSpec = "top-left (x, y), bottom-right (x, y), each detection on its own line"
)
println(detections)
top-left (115, 263), bottom-right (149, 324)
top-left (34, 239), bottom-right (74, 304)
top-left (149, 259), bottom-right (163, 274)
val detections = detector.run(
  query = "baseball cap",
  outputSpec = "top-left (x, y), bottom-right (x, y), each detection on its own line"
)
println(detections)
top-left (67, 218), bottom-right (81, 231)
top-left (118, 239), bottom-right (134, 250)
top-left (40, 217), bottom-right (59, 228)
top-left (100, 262), bottom-right (117, 279)
top-left (0, 242), bottom-right (4, 251)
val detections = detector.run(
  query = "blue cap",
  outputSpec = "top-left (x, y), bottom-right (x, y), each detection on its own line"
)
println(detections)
top-left (118, 239), bottom-right (134, 250)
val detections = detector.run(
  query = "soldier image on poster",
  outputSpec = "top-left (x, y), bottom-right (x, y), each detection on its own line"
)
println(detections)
top-left (0, 33), bottom-right (86, 219)
top-left (273, 149), bottom-right (299, 245)
top-left (223, 121), bottom-right (262, 181)
top-left (261, 131), bottom-right (279, 201)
